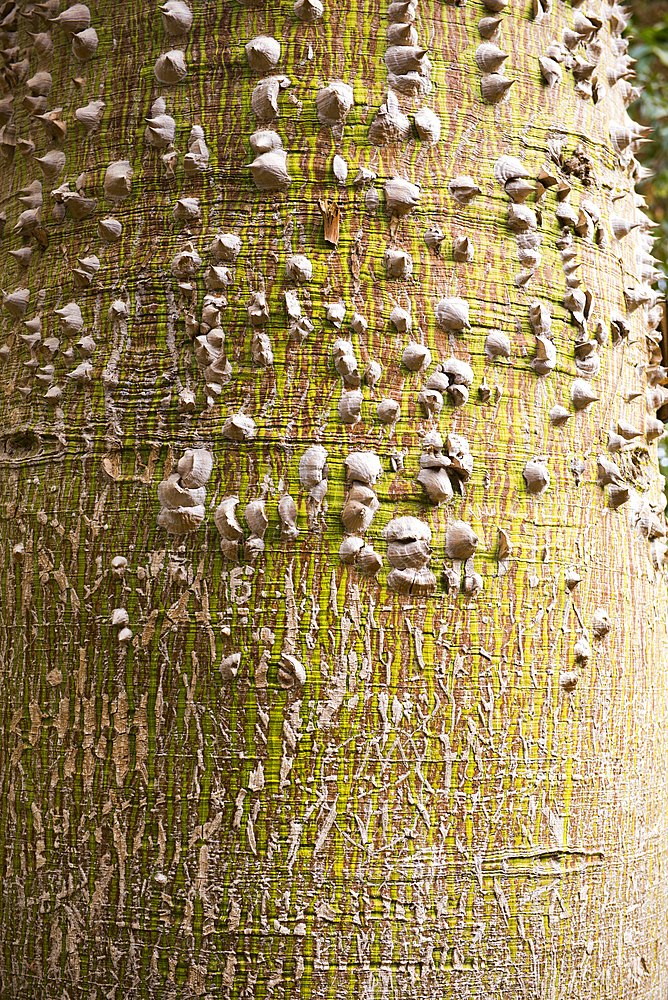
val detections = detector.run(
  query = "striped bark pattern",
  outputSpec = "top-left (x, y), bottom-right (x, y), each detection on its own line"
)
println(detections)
top-left (0, 0), bottom-right (667, 997)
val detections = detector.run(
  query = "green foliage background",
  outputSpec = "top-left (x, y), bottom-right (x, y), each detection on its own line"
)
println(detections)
top-left (628, 1), bottom-right (668, 269)
top-left (628, 2), bottom-right (668, 479)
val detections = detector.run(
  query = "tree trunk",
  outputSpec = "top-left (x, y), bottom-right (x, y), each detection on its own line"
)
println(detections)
top-left (1, 0), bottom-right (667, 997)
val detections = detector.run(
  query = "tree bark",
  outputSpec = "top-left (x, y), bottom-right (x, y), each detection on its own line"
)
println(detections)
top-left (1, 0), bottom-right (668, 998)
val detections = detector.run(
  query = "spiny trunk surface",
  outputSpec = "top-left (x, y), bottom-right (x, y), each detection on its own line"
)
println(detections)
top-left (0, 0), bottom-right (667, 998)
